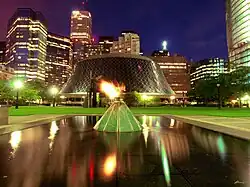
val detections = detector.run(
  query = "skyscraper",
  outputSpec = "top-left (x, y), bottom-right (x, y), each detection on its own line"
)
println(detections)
top-left (226, 0), bottom-right (250, 69)
top-left (99, 36), bottom-right (114, 54)
top-left (70, 10), bottom-right (92, 63)
top-left (0, 42), bottom-right (5, 65)
top-left (46, 33), bottom-right (73, 87)
top-left (190, 58), bottom-right (228, 89)
top-left (150, 43), bottom-right (190, 99)
top-left (81, 36), bottom-right (114, 58)
top-left (6, 8), bottom-right (48, 81)
top-left (111, 31), bottom-right (140, 55)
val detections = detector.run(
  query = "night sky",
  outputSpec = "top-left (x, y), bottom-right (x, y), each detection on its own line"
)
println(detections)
top-left (0, 0), bottom-right (228, 61)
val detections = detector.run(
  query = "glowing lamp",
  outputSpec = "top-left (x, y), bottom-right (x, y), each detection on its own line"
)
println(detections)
top-left (170, 95), bottom-right (175, 100)
top-left (162, 40), bottom-right (167, 50)
top-left (50, 87), bottom-right (59, 96)
top-left (14, 80), bottom-right (23, 89)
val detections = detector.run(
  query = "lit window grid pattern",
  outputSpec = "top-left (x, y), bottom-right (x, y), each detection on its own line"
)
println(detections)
top-left (70, 10), bottom-right (92, 44)
top-left (231, 0), bottom-right (250, 47)
top-left (6, 16), bottom-right (47, 81)
top-left (111, 33), bottom-right (140, 55)
top-left (190, 62), bottom-right (227, 85)
top-left (46, 35), bottom-right (73, 87)
top-left (229, 43), bottom-right (250, 67)
top-left (150, 56), bottom-right (190, 95)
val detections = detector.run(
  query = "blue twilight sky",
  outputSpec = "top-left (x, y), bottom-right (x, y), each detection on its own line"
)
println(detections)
top-left (0, 0), bottom-right (228, 61)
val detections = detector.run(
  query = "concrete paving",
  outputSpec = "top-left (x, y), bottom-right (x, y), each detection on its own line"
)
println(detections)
top-left (2, 114), bottom-right (250, 141)
top-left (0, 114), bottom-right (68, 135)
top-left (171, 115), bottom-right (250, 140)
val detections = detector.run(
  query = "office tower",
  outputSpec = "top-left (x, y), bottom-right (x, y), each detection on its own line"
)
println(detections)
top-left (150, 44), bottom-right (190, 99)
top-left (98, 36), bottom-right (114, 54)
top-left (81, 36), bottom-right (114, 58)
top-left (0, 42), bottom-right (5, 65)
top-left (5, 8), bottom-right (47, 81)
top-left (70, 10), bottom-right (92, 63)
top-left (46, 33), bottom-right (73, 87)
top-left (190, 58), bottom-right (228, 89)
top-left (111, 31), bottom-right (140, 55)
top-left (82, 43), bottom-right (103, 58)
top-left (226, 0), bottom-right (250, 69)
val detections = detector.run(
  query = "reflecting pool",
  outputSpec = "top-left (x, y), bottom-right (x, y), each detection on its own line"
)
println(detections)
top-left (0, 116), bottom-right (249, 186)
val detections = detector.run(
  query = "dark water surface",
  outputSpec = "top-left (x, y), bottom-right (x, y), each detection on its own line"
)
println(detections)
top-left (0, 116), bottom-right (249, 187)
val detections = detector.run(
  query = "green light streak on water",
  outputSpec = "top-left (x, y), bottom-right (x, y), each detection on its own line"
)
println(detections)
top-left (217, 136), bottom-right (226, 160)
top-left (161, 144), bottom-right (171, 186)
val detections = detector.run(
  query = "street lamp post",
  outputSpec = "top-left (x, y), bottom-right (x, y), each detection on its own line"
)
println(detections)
top-left (217, 84), bottom-right (221, 109)
top-left (142, 94), bottom-right (148, 107)
top-left (51, 87), bottom-right (59, 107)
top-left (14, 80), bottom-right (23, 109)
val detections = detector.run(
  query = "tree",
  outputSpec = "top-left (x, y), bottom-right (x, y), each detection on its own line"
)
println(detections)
top-left (27, 80), bottom-right (48, 101)
top-left (123, 92), bottom-right (139, 107)
top-left (188, 67), bottom-right (250, 106)
top-left (0, 80), bottom-right (14, 104)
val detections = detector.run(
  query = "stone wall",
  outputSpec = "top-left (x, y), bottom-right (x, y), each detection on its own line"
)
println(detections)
top-left (0, 107), bottom-right (8, 125)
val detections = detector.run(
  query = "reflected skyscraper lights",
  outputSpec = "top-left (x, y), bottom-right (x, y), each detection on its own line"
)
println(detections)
top-left (170, 119), bottom-right (175, 128)
top-left (192, 126), bottom-right (227, 161)
top-left (9, 131), bottom-right (22, 157)
top-left (49, 121), bottom-right (59, 149)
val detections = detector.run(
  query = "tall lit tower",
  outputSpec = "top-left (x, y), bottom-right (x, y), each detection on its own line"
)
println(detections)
top-left (226, 0), bottom-right (250, 69)
top-left (6, 8), bottom-right (47, 81)
top-left (70, 2), bottom-right (92, 63)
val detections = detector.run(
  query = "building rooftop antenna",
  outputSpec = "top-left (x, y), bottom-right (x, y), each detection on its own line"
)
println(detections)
top-left (82, 0), bottom-right (89, 10)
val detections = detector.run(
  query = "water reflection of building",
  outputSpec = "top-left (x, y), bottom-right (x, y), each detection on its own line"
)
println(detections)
top-left (148, 117), bottom-right (190, 165)
top-left (7, 126), bottom-right (49, 186)
top-left (191, 126), bottom-right (227, 160)
top-left (191, 126), bottom-right (250, 185)
top-left (46, 119), bottom-right (72, 179)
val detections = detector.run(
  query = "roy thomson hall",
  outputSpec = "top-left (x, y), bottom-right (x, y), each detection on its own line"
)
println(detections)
top-left (59, 53), bottom-right (190, 106)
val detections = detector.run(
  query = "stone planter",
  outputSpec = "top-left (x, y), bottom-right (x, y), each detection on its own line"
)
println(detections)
top-left (0, 107), bottom-right (8, 125)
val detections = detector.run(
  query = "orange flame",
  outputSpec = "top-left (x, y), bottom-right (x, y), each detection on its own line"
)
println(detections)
top-left (100, 81), bottom-right (125, 99)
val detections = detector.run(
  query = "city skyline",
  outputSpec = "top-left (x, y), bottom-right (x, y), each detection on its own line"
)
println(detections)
top-left (0, 0), bottom-right (227, 60)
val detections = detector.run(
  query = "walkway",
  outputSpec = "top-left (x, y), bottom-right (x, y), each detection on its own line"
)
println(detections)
top-left (0, 115), bottom-right (67, 135)
top-left (171, 115), bottom-right (250, 140)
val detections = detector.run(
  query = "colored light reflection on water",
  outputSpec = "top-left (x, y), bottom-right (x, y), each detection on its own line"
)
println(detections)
top-left (217, 136), bottom-right (227, 160)
top-left (48, 121), bottom-right (59, 149)
top-left (0, 116), bottom-right (249, 186)
top-left (161, 143), bottom-right (171, 186)
top-left (103, 154), bottom-right (117, 177)
top-left (9, 131), bottom-right (22, 157)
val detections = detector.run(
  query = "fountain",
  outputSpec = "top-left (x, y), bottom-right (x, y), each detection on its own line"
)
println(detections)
top-left (93, 81), bottom-right (142, 132)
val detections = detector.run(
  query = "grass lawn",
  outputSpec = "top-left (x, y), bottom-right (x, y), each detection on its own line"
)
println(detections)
top-left (8, 106), bottom-right (250, 117)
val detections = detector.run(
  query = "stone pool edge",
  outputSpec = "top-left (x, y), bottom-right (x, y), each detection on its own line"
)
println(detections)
top-left (0, 115), bottom-right (70, 135)
top-left (168, 115), bottom-right (250, 140)
top-left (2, 114), bottom-right (250, 141)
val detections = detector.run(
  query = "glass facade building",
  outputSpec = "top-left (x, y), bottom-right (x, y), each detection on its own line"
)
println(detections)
top-left (226, 0), bottom-right (250, 68)
top-left (190, 58), bottom-right (228, 88)
top-left (70, 10), bottom-right (92, 63)
top-left (60, 54), bottom-right (174, 96)
top-left (46, 33), bottom-right (73, 87)
top-left (5, 8), bottom-right (48, 81)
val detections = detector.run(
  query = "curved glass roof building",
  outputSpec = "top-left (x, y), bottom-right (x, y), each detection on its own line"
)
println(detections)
top-left (60, 54), bottom-right (174, 96)
top-left (226, 0), bottom-right (250, 68)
